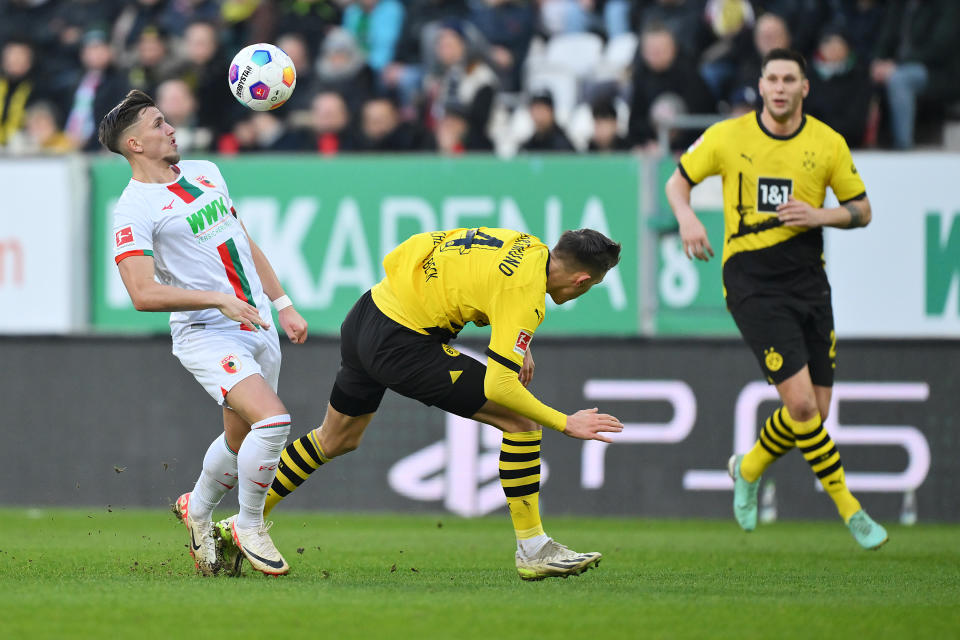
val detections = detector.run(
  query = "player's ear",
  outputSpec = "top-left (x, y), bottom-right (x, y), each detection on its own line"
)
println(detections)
top-left (126, 134), bottom-right (142, 155)
top-left (574, 272), bottom-right (593, 287)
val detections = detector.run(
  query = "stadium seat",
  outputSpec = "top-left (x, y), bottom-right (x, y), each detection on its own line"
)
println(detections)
top-left (544, 32), bottom-right (605, 80)
top-left (596, 32), bottom-right (638, 81)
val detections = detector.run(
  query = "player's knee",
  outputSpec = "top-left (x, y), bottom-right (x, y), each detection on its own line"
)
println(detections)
top-left (785, 400), bottom-right (819, 423)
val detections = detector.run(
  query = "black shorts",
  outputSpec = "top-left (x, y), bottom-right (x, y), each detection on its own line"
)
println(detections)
top-left (330, 290), bottom-right (488, 417)
top-left (728, 293), bottom-right (836, 386)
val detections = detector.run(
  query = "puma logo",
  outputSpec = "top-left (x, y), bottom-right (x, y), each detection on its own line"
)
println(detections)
top-left (162, 199), bottom-right (174, 210)
top-left (740, 153), bottom-right (753, 164)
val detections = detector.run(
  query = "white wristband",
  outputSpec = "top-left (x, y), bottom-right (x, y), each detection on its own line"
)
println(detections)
top-left (271, 295), bottom-right (293, 311)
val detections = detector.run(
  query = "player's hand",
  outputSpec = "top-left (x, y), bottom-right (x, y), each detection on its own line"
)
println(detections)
top-left (518, 348), bottom-right (535, 387)
top-left (678, 217), bottom-right (714, 261)
top-left (562, 408), bottom-right (623, 443)
top-left (279, 306), bottom-right (308, 344)
top-left (777, 196), bottom-right (821, 227)
top-left (217, 294), bottom-right (270, 331)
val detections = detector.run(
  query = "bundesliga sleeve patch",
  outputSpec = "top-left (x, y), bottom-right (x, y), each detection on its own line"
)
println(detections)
top-left (513, 330), bottom-right (533, 356)
top-left (115, 226), bottom-right (135, 247)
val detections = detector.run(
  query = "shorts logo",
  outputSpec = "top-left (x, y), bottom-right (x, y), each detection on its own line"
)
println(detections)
top-left (220, 355), bottom-right (242, 374)
top-left (115, 226), bottom-right (134, 247)
top-left (513, 330), bottom-right (533, 356)
top-left (764, 347), bottom-right (783, 372)
top-left (442, 344), bottom-right (460, 357)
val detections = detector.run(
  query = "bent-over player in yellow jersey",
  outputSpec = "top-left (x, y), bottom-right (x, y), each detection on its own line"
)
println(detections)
top-left (665, 48), bottom-right (888, 550)
top-left (218, 227), bottom-right (624, 580)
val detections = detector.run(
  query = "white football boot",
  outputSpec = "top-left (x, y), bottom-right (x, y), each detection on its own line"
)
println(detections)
top-left (515, 539), bottom-right (602, 581)
top-left (230, 518), bottom-right (289, 576)
top-left (172, 492), bottom-right (218, 576)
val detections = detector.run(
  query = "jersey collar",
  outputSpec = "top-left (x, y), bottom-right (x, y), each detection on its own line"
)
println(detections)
top-left (755, 110), bottom-right (806, 141)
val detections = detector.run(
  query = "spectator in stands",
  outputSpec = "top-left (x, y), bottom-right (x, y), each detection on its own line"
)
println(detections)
top-left (0, 39), bottom-right (43, 148)
top-left (342, 0), bottom-right (405, 76)
top-left (602, 0), bottom-right (634, 38)
top-left (155, 78), bottom-right (212, 152)
top-left (637, 0), bottom-right (709, 60)
top-left (308, 90), bottom-right (362, 155)
top-left (126, 25), bottom-right (179, 97)
top-left (63, 29), bottom-right (130, 151)
top-left (111, 0), bottom-right (169, 60)
top-left (726, 12), bottom-right (791, 107)
top-left (870, 0), bottom-right (960, 149)
top-left (468, 0), bottom-right (536, 92)
top-left (315, 27), bottom-right (376, 117)
top-left (587, 99), bottom-right (630, 152)
top-left (538, 0), bottom-right (600, 36)
top-left (244, 111), bottom-right (307, 151)
top-left (835, 0), bottom-right (884, 65)
top-left (160, 0), bottom-right (221, 37)
top-left (382, 0), bottom-right (469, 109)
top-left (47, 0), bottom-right (122, 101)
top-left (699, 0), bottom-right (755, 101)
top-left (275, 33), bottom-right (318, 117)
top-left (269, 0), bottom-right (343, 49)
top-left (174, 20), bottom-right (238, 138)
top-left (628, 23), bottom-right (714, 151)
top-left (434, 102), bottom-right (493, 154)
top-left (520, 90), bottom-right (575, 152)
top-left (22, 101), bottom-right (74, 154)
top-left (360, 94), bottom-right (429, 152)
top-left (761, 0), bottom-right (836, 56)
top-left (805, 27), bottom-right (871, 148)
top-left (424, 20), bottom-right (497, 145)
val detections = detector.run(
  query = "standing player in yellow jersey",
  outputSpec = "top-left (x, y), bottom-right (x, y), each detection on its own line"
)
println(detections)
top-left (219, 227), bottom-right (624, 580)
top-left (665, 49), bottom-right (887, 549)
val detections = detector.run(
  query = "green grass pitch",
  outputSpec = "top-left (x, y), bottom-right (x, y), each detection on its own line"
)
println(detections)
top-left (1, 508), bottom-right (958, 639)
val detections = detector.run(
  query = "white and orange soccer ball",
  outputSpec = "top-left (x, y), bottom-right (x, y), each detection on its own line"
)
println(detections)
top-left (228, 43), bottom-right (296, 111)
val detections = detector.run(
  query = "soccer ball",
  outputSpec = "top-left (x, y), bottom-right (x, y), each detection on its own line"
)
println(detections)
top-left (228, 43), bottom-right (296, 111)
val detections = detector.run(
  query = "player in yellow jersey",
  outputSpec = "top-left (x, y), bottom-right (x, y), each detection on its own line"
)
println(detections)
top-left (665, 49), bottom-right (887, 549)
top-left (217, 227), bottom-right (624, 579)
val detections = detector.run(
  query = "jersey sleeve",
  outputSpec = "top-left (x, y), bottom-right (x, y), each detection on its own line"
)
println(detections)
top-left (828, 135), bottom-right (866, 202)
top-left (112, 196), bottom-right (155, 264)
top-left (483, 285), bottom-right (566, 431)
top-left (678, 123), bottom-right (722, 185)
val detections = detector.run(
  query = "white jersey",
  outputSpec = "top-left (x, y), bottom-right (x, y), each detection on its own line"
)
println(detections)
top-left (112, 160), bottom-right (270, 341)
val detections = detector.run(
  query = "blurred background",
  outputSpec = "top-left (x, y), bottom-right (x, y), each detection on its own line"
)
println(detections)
top-left (1, 0), bottom-right (958, 524)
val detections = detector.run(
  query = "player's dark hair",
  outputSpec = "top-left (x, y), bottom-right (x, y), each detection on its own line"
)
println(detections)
top-left (761, 48), bottom-right (807, 77)
top-left (553, 229), bottom-right (621, 275)
top-left (97, 90), bottom-right (156, 155)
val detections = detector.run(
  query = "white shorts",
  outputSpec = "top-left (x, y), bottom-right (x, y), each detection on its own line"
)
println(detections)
top-left (172, 326), bottom-right (281, 405)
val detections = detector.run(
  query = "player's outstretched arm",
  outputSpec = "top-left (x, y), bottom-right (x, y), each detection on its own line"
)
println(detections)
top-left (665, 168), bottom-right (714, 261)
top-left (242, 222), bottom-right (308, 343)
top-left (117, 254), bottom-right (268, 331)
top-left (563, 408), bottom-right (624, 443)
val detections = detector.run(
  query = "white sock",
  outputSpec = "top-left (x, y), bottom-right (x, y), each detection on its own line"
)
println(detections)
top-left (518, 534), bottom-right (550, 559)
top-left (189, 433), bottom-right (239, 522)
top-left (236, 414), bottom-right (290, 529)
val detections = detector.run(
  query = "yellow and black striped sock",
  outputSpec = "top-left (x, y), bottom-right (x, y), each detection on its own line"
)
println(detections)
top-left (500, 430), bottom-right (545, 541)
top-left (263, 429), bottom-right (329, 517)
top-left (740, 407), bottom-right (796, 483)
top-left (785, 409), bottom-right (861, 522)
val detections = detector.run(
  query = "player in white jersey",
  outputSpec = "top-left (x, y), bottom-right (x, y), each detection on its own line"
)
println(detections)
top-left (98, 90), bottom-right (308, 576)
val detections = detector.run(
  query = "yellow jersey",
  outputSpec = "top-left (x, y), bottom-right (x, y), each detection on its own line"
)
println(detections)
top-left (679, 111), bottom-right (866, 303)
top-left (371, 228), bottom-right (566, 430)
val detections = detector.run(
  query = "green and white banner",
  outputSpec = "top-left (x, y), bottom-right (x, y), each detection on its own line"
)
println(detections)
top-left (91, 155), bottom-right (641, 335)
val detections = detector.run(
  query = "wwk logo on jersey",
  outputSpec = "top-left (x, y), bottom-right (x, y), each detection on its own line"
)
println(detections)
top-left (115, 226), bottom-right (135, 247)
top-left (513, 330), bottom-right (533, 356)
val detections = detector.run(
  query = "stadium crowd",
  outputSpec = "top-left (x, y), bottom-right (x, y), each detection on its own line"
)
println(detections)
top-left (1, 0), bottom-right (959, 157)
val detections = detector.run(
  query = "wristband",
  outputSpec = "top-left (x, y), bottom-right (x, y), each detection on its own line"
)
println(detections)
top-left (271, 294), bottom-right (293, 311)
